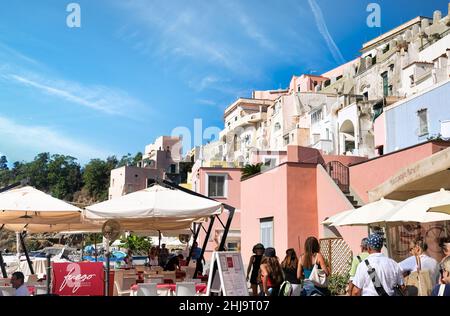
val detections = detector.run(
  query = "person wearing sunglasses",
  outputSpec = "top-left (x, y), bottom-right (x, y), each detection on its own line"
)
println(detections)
top-left (431, 256), bottom-right (450, 296)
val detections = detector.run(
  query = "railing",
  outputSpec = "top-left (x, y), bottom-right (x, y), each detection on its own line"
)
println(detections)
top-left (326, 161), bottom-right (350, 194)
top-left (419, 28), bottom-right (450, 52)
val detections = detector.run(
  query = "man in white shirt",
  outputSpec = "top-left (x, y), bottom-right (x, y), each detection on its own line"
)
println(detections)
top-left (399, 240), bottom-right (440, 286)
top-left (352, 234), bottom-right (405, 296)
top-left (11, 272), bottom-right (30, 296)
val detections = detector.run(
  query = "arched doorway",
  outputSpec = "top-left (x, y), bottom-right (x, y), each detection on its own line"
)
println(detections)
top-left (340, 120), bottom-right (356, 154)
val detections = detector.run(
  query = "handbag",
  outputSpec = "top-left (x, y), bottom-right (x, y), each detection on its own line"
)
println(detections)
top-left (404, 256), bottom-right (433, 296)
top-left (308, 255), bottom-right (328, 288)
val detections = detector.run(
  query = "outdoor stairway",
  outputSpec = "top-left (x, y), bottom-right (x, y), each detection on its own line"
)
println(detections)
top-left (345, 193), bottom-right (361, 208)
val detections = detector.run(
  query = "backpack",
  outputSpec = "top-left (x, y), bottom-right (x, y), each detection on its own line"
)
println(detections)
top-left (279, 281), bottom-right (293, 296)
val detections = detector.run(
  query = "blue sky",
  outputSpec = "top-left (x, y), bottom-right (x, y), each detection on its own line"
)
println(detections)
top-left (0, 0), bottom-right (449, 165)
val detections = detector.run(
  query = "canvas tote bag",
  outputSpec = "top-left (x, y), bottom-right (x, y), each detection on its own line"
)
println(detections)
top-left (404, 256), bottom-right (433, 296)
top-left (308, 255), bottom-right (328, 288)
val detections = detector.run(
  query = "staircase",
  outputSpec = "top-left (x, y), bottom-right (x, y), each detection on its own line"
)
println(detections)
top-left (326, 161), bottom-right (361, 208)
top-left (344, 192), bottom-right (361, 208)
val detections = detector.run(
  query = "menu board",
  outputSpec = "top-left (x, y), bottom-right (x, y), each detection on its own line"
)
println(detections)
top-left (206, 252), bottom-right (248, 296)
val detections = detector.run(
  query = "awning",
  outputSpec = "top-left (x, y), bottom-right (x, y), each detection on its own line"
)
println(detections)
top-left (0, 186), bottom-right (81, 225)
top-left (84, 185), bottom-right (222, 230)
top-left (368, 147), bottom-right (450, 202)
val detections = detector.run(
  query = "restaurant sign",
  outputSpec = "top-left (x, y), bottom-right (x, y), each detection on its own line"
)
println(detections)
top-left (52, 262), bottom-right (104, 296)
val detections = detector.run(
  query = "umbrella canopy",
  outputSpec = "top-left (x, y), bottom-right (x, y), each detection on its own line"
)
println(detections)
top-left (321, 210), bottom-right (353, 225)
top-left (427, 191), bottom-right (450, 215)
top-left (3, 223), bottom-right (102, 234)
top-left (332, 199), bottom-right (404, 227)
top-left (384, 189), bottom-right (450, 223)
top-left (0, 186), bottom-right (81, 225)
top-left (84, 185), bottom-right (222, 222)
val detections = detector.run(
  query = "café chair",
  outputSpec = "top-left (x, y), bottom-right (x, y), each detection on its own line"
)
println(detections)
top-left (35, 285), bottom-right (48, 295)
top-left (114, 276), bottom-right (136, 296)
top-left (26, 274), bottom-right (39, 285)
top-left (0, 286), bottom-right (16, 296)
top-left (137, 283), bottom-right (158, 296)
top-left (144, 278), bottom-right (163, 284)
top-left (175, 282), bottom-right (196, 296)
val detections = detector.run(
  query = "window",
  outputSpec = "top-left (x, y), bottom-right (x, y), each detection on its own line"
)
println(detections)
top-left (170, 164), bottom-right (176, 174)
top-left (233, 135), bottom-right (240, 152)
top-left (260, 218), bottom-right (274, 248)
top-left (418, 109), bottom-right (429, 136)
top-left (326, 128), bottom-right (330, 140)
top-left (283, 135), bottom-right (290, 146)
top-left (410, 75), bottom-right (415, 86)
top-left (311, 109), bottom-right (323, 125)
top-left (381, 72), bottom-right (389, 97)
top-left (147, 178), bottom-right (156, 188)
top-left (336, 75), bottom-right (343, 81)
top-left (274, 122), bottom-right (281, 132)
top-left (263, 158), bottom-right (277, 169)
top-left (207, 174), bottom-right (226, 198)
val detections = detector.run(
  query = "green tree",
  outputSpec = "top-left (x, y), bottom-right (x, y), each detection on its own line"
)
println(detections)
top-left (119, 234), bottom-right (152, 254)
top-left (241, 163), bottom-right (263, 180)
top-left (47, 155), bottom-right (82, 200)
top-left (27, 153), bottom-right (50, 192)
top-left (82, 159), bottom-right (111, 201)
top-left (133, 152), bottom-right (143, 166)
top-left (0, 156), bottom-right (8, 170)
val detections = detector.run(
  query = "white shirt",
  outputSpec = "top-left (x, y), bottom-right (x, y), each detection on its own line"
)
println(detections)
top-left (399, 254), bottom-right (440, 285)
top-left (15, 284), bottom-right (30, 296)
top-left (352, 253), bottom-right (404, 296)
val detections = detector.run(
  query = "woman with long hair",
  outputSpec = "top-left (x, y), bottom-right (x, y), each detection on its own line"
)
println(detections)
top-left (246, 244), bottom-right (265, 296)
top-left (147, 246), bottom-right (159, 267)
top-left (281, 248), bottom-right (301, 296)
top-left (259, 247), bottom-right (284, 296)
top-left (297, 237), bottom-right (330, 296)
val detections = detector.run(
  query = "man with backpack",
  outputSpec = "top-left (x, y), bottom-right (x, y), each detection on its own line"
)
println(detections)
top-left (351, 234), bottom-right (405, 296)
top-left (347, 238), bottom-right (370, 296)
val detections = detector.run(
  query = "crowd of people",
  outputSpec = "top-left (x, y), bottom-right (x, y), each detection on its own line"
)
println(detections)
top-left (246, 234), bottom-right (450, 296)
top-left (124, 242), bottom-right (204, 273)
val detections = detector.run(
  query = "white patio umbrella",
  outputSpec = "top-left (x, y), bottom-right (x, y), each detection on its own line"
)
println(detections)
top-left (84, 185), bottom-right (223, 226)
top-left (321, 209), bottom-right (353, 225)
top-left (385, 189), bottom-right (450, 223)
top-left (332, 199), bottom-right (404, 227)
top-left (427, 190), bottom-right (450, 215)
top-left (0, 186), bottom-right (81, 225)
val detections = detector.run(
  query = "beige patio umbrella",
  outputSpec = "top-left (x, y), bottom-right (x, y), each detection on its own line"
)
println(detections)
top-left (384, 189), bottom-right (450, 223)
top-left (0, 186), bottom-right (82, 225)
top-left (331, 199), bottom-right (404, 227)
top-left (321, 209), bottom-right (353, 225)
top-left (427, 190), bottom-right (450, 215)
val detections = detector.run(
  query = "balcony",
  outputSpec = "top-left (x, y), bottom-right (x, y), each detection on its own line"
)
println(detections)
top-left (225, 112), bottom-right (267, 132)
top-left (312, 139), bottom-right (334, 154)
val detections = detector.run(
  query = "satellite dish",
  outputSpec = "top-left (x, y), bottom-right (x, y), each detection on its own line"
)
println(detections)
top-left (102, 220), bottom-right (121, 242)
top-left (179, 234), bottom-right (190, 244)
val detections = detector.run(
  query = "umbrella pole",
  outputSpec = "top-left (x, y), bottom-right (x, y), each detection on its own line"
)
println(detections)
top-left (384, 223), bottom-right (392, 259)
top-left (19, 232), bottom-right (35, 275)
top-left (80, 234), bottom-right (84, 262)
top-left (158, 230), bottom-right (161, 248)
top-left (0, 225), bottom-right (7, 278)
top-left (46, 254), bottom-right (52, 295)
top-left (94, 234), bottom-right (97, 262)
top-left (16, 232), bottom-right (21, 257)
top-left (105, 238), bottom-right (110, 297)
top-left (0, 250), bottom-right (7, 278)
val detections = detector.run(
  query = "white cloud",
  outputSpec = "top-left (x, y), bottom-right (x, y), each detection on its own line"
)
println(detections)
top-left (196, 99), bottom-right (217, 106)
top-left (2, 71), bottom-right (145, 117)
top-left (0, 115), bottom-right (112, 163)
top-left (308, 0), bottom-right (345, 65)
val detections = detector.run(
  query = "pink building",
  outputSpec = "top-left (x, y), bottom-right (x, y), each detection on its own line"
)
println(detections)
top-left (108, 166), bottom-right (163, 199)
top-left (240, 141), bottom-right (450, 266)
top-left (240, 146), bottom-right (367, 265)
top-left (191, 164), bottom-right (242, 260)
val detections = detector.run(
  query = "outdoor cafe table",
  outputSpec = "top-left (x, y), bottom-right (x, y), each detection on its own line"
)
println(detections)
top-left (130, 283), bottom-right (207, 296)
